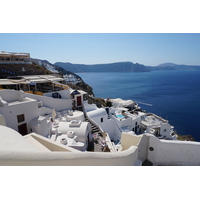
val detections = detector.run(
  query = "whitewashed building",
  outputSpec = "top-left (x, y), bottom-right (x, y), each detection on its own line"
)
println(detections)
top-left (0, 51), bottom-right (32, 64)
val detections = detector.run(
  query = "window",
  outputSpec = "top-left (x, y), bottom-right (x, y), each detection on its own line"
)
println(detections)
top-left (135, 122), bottom-right (137, 126)
top-left (17, 114), bottom-right (25, 123)
top-left (164, 129), bottom-right (167, 132)
top-left (101, 117), bottom-right (103, 123)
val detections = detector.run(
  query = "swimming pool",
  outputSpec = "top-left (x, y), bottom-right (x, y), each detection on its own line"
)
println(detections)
top-left (116, 114), bottom-right (124, 118)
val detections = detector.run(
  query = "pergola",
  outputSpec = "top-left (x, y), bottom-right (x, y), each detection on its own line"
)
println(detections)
top-left (0, 51), bottom-right (30, 62)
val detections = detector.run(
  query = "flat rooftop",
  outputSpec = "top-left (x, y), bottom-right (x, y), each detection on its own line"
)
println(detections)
top-left (141, 113), bottom-right (168, 127)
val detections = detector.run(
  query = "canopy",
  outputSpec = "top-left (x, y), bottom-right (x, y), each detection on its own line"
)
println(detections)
top-left (52, 108), bottom-right (57, 119)
top-left (0, 79), bottom-right (20, 85)
top-left (71, 90), bottom-right (80, 95)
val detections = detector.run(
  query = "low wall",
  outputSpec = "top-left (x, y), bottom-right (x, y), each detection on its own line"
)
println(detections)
top-left (148, 136), bottom-right (200, 166)
top-left (120, 133), bottom-right (150, 162)
top-left (25, 93), bottom-right (72, 111)
top-left (0, 146), bottom-right (138, 166)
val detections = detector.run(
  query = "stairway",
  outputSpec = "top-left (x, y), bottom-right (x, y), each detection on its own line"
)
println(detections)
top-left (85, 118), bottom-right (102, 136)
top-left (85, 117), bottom-right (104, 152)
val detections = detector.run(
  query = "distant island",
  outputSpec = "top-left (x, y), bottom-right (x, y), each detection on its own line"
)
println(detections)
top-left (54, 61), bottom-right (200, 73)
top-left (54, 62), bottom-right (150, 73)
top-left (146, 62), bottom-right (200, 71)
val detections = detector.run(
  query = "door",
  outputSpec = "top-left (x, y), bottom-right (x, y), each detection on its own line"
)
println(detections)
top-left (18, 123), bottom-right (28, 136)
top-left (77, 96), bottom-right (82, 106)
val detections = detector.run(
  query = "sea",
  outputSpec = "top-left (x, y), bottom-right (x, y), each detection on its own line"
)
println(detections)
top-left (77, 70), bottom-right (200, 142)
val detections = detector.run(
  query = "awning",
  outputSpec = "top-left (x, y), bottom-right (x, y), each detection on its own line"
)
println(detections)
top-left (0, 79), bottom-right (20, 85)
top-left (29, 79), bottom-right (50, 83)
top-left (71, 90), bottom-right (80, 95)
top-left (9, 79), bottom-right (31, 84)
top-left (49, 78), bottom-right (64, 82)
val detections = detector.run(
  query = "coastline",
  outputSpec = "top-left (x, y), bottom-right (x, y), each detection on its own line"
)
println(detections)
top-left (77, 71), bottom-right (200, 142)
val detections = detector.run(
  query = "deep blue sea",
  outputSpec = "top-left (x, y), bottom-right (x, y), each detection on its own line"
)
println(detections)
top-left (77, 70), bottom-right (200, 141)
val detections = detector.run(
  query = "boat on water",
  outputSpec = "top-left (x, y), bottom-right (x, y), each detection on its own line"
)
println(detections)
top-left (0, 74), bottom-right (200, 166)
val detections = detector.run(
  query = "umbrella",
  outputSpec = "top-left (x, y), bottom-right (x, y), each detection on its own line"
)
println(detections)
top-left (52, 108), bottom-right (57, 119)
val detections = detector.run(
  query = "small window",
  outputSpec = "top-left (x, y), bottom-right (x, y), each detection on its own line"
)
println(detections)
top-left (135, 122), bottom-right (137, 126)
top-left (17, 114), bottom-right (25, 123)
top-left (101, 117), bottom-right (103, 123)
top-left (164, 129), bottom-right (167, 132)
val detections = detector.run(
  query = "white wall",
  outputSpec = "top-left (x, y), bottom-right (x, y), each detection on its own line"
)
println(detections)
top-left (130, 116), bottom-right (141, 133)
top-left (98, 119), bottom-right (116, 140)
top-left (38, 106), bottom-right (52, 116)
top-left (160, 123), bottom-right (171, 138)
top-left (0, 146), bottom-right (139, 166)
top-left (25, 93), bottom-right (73, 111)
top-left (29, 116), bottom-right (50, 137)
top-left (57, 121), bottom-right (91, 143)
top-left (148, 136), bottom-right (200, 166)
top-left (0, 114), bottom-right (6, 126)
top-left (43, 89), bottom-right (71, 99)
top-left (87, 108), bottom-right (108, 124)
top-left (1, 100), bottom-right (39, 133)
top-left (114, 117), bottom-right (132, 129)
top-left (83, 102), bottom-right (98, 112)
top-left (86, 108), bottom-right (121, 140)
top-left (0, 90), bottom-right (25, 102)
top-left (120, 133), bottom-right (150, 162)
top-left (0, 125), bottom-right (139, 166)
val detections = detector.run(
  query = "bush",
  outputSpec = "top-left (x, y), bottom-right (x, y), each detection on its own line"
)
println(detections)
top-left (106, 101), bottom-right (112, 107)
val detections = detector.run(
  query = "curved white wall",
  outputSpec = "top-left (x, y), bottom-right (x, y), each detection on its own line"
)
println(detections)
top-left (148, 136), bottom-right (200, 166)
top-left (0, 146), bottom-right (138, 166)
top-left (0, 125), bottom-right (138, 166)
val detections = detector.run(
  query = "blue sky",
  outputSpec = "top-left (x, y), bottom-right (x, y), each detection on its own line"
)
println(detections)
top-left (1, 1), bottom-right (200, 66)
top-left (1, 33), bottom-right (200, 66)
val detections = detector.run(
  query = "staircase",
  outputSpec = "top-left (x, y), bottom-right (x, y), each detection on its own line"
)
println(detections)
top-left (85, 117), bottom-right (105, 152)
top-left (85, 118), bottom-right (102, 136)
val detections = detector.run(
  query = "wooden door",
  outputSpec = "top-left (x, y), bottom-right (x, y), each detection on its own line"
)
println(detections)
top-left (18, 123), bottom-right (28, 136)
top-left (77, 96), bottom-right (82, 106)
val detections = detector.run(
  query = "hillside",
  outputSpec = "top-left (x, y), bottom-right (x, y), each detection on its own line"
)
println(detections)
top-left (54, 62), bottom-right (150, 73)
top-left (0, 63), bottom-right (53, 78)
top-left (40, 60), bottom-right (82, 80)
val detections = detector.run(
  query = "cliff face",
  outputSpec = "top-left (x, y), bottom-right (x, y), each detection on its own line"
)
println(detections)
top-left (41, 60), bottom-right (82, 80)
top-left (67, 82), bottom-right (94, 96)
top-left (54, 62), bottom-right (150, 73)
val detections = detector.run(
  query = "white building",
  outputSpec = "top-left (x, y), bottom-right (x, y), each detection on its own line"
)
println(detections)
top-left (0, 51), bottom-right (32, 64)
top-left (0, 90), bottom-right (40, 135)
top-left (0, 89), bottom-right (91, 151)
top-left (50, 120), bottom-right (91, 151)
top-left (140, 113), bottom-right (176, 139)
top-left (64, 74), bottom-right (82, 85)
top-left (84, 102), bottom-right (122, 142)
